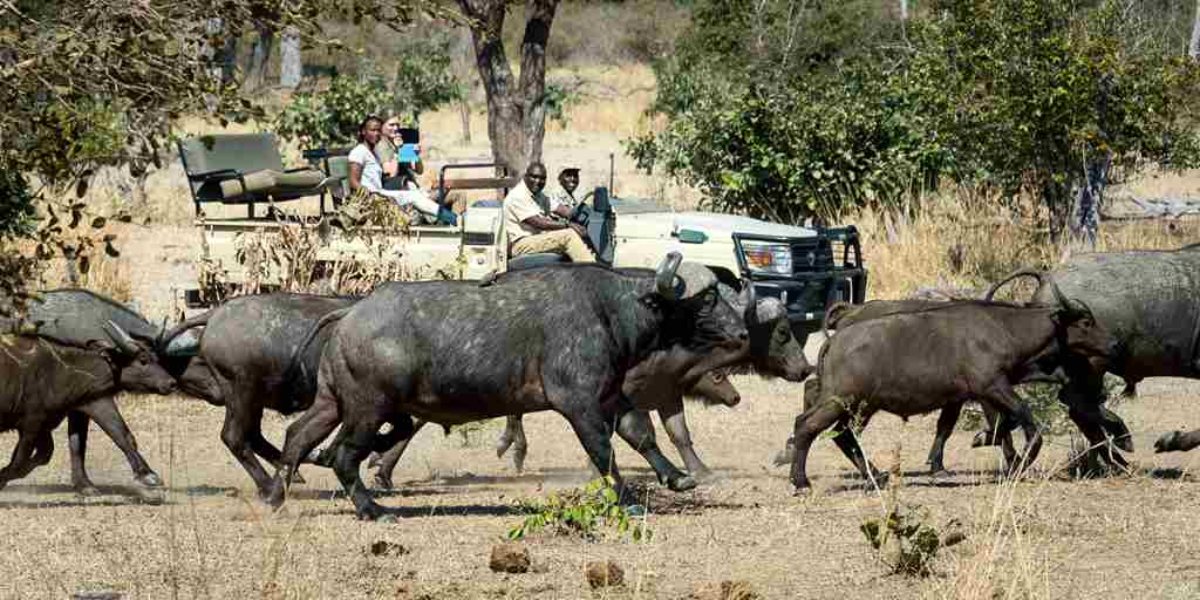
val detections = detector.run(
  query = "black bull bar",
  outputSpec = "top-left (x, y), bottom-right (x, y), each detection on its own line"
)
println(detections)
top-left (732, 227), bottom-right (867, 341)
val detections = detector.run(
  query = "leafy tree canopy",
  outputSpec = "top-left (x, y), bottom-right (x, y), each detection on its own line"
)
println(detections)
top-left (631, 0), bottom-right (1200, 231)
top-left (0, 0), bottom-right (454, 310)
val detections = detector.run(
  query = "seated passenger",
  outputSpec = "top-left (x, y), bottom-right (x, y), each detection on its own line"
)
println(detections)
top-left (377, 115), bottom-right (425, 191)
top-left (503, 162), bottom-right (593, 263)
top-left (548, 164), bottom-right (582, 214)
top-left (348, 115), bottom-right (454, 225)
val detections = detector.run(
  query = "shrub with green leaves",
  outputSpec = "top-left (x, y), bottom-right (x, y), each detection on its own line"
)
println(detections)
top-left (860, 505), bottom-right (943, 577)
top-left (507, 476), bottom-right (651, 542)
top-left (275, 74), bottom-right (393, 149)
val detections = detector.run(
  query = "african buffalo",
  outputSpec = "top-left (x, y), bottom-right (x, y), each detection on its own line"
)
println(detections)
top-left (366, 277), bottom-right (810, 491)
top-left (0, 320), bottom-right (176, 491)
top-left (156, 293), bottom-right (356, 495)
top-left (789, 294), bottom-right (1113, 491)
top-left (984, 247), bottom-right (1200, 463)
top-left (367, 369), bottom-right (742, 490)
top-left (266, 256), bottom-right (791, 519)
top-left (4, 289), bottom-right (186, 494)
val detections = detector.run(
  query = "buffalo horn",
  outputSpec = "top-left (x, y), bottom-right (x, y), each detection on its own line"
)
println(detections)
top-left (655, 252), bottom-right (684, 301)
top-left (984, 267), bottom-right (1045, 302)
top-left (1050, 281), bottom-right (1086, 317)
top-left (103, 320), bottom-right (141, 356)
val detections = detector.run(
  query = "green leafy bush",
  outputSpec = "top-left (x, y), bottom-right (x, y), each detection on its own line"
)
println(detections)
top-left (507, 476), bottom-right (651, 542)
top-left (860, 505), bottom-right (945, 577)
top-left (275, 74), bottom-right (392, 149)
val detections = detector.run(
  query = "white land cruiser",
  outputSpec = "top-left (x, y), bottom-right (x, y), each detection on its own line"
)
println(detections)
top-left (185, 154), bottom-right (866, 341)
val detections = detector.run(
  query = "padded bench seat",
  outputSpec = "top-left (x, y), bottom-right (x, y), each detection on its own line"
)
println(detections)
top-left (179, 133), bottom-right (337, 217)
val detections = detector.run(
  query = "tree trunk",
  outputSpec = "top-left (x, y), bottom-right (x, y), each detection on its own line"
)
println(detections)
top-left (459, 0), bottom-right (559, 177)
top-left (280, 27), bottom-right (301, 89)
top-left (246, 24), bottom-right (276, 91)
top-left (1190, 0), bottom-right (1200, 59)
top-left (458, 99), bottom-right (472, 145)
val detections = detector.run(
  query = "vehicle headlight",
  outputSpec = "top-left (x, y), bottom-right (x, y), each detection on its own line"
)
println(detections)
top-left (741, 242), bottom-right (792, 275)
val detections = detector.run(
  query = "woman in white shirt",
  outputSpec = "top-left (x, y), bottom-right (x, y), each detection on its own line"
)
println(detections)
top-left (347, 115), bottom-right (445, 222)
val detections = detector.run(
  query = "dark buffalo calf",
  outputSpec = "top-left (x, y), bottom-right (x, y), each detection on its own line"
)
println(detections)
top-left (0, 324), bottom-right (175, 491)
top-left (790, 295), bottom-right (1113, 491)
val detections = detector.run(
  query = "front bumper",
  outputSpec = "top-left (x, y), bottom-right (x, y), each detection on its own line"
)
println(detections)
top-left (733, 227), bottom-right (868, 340)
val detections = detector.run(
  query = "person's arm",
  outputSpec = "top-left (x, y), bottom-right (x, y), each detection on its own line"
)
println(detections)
top-left (552, 204), bottom-right (573, 220)
top-left (349, 161), bottom-right (364, 191)
top-left (522, 214), bottom-right (572, 231)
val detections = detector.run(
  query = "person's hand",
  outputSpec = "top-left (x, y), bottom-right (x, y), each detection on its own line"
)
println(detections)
top-left (383, 159), bottom-right (399, 177)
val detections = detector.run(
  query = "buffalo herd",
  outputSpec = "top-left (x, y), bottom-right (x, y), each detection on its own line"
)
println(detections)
top-left (1, 247), bottom-right (1199, 519)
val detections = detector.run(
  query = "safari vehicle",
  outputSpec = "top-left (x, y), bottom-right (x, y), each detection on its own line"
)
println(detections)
top-left (179, 133), bottom-right (867, 340)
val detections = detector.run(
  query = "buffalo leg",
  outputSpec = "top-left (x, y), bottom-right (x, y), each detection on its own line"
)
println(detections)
top-left (75, 397), bottom-right (162, 489)
top-left (247, 431), bottom-right (305, 484)
top-left (1155, 429), bottom-right (1200, 453)
top-left (657, 402), bottom-right (713, 481)
top-left (981, 379), bottom-right (1043, 476)
top-left (266, 389), bottom-right (344, 510)
top-left (328, 414), bottom-right (392, 520)
top-left (1060, 369), bottom-right (1129, 469)
top-left (789, 399), bottom-right (846, 491)
top-left (221, 394), bottom-right (277, 497)
top-left (494, 415), bottom-right (529, 473)
top-left (614, 408), bottom-right (695, 492)
top-left (562, 404), bottom-right (630, 502)
top-left (830, 412), bottom-right (886, 486)
top-left (67, 412), bottom-right (101, 496)
top-left (926, 402), bottom-right (964, 474)
top-left (0, 430), bottom-right (41, 490)
top-left (372, 419), bottom-right (429, 490)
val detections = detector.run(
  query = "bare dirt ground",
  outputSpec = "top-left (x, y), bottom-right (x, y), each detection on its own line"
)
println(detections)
top-left (9, 78), bottom-right (1200, 597)
top-left (1, 218), bottom-right (1199, 599)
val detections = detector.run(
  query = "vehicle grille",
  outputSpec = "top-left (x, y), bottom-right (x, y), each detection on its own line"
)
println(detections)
top-left (790, 239), bottom-right (835, 273)
top-left (790, 237), bottom-right (862, 273)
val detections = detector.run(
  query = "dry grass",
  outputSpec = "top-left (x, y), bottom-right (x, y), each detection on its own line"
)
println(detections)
top-left (17, 33), bottom-right (1200, 597)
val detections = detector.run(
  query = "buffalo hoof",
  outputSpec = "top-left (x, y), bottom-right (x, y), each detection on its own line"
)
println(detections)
top-left (791, 484), bottom-right (812, 496)
top-left (288, 470), bottom-right (307, 485)
top-left (136, 472), bottom-right (163, 488)
top-left (868, 471), bottom-right (890, 489)
top-left (76, 484), bottom-right (103, 497)
top-left (929, 468), bottom-right (952, 480)
top-left (355, 502), bottom-right (389, 521)
top-left (971, 431), bottom-right (1000, 448)
top-left (366, 452), bottom-right (382, 469)
top-left (374, 474), bottom-right (395, 490)
top-left (667, 475), bottom-right (697, 492)
top-left (1155, 431), bottom-right (1182, 453)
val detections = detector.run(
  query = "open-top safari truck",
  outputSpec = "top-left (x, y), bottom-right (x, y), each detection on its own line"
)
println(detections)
top-left (177, 132), bottom-right (867, 341)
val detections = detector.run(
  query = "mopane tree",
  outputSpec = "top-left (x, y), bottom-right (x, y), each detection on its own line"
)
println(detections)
top-left (458, 0), bottom-right (560, 177)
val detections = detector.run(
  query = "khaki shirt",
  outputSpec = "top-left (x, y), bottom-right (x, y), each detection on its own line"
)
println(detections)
top-left (503, 180), bottom-right (551, 246)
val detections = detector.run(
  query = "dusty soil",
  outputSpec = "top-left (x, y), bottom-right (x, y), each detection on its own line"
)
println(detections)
top-left (7, 145), bottom-right (1200, 598)
top-left (1, 220), bottom-right (1199, 599)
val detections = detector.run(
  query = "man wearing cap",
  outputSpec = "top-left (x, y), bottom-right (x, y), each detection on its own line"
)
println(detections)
top-left (547, 163), bottom-right (582, 216)
top-left (503, 162), bottom-right (594, 263)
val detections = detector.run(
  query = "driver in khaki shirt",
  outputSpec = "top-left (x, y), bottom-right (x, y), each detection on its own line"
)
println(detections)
top-left (503, 162), bottom-right (594, 262)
